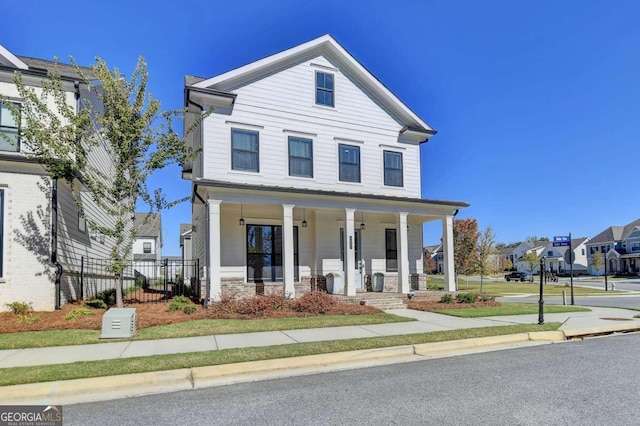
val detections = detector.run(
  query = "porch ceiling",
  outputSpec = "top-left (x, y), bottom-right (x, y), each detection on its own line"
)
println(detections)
top-left (193, 179), bottom-right (469, 218)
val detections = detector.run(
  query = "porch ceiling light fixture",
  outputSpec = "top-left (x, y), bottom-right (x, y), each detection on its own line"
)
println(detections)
top-left (360, 212), bottom-right (365, 230)
top-left (302, 209), bottom-right (308, 228)
top-left (239, 204), bottom-right (245, 226)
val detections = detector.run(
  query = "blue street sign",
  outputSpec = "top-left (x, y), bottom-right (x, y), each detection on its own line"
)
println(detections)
top-left (553, 236), bottom-right (570, 247)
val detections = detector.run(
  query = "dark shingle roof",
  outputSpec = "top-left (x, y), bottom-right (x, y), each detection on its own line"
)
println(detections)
top-left (16, 55), bottom-right (96, 80)
top-left (134, 213), bottom-right (161, 238)
top-left (588, 218), bottom-right (640, 245)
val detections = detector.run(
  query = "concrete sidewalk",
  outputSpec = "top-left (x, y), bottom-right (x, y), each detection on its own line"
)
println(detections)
top-left (2, 306), bottom-right (639, 369)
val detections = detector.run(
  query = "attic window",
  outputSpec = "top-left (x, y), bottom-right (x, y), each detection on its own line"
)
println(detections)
top-left (315, 72), bottom-right (334, 107)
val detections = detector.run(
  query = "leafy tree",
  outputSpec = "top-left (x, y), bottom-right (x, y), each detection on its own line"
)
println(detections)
top-left (474, 226), bottom-right (496, 293)
top-left (522, 252), bottom-right (539, 280)
top-left (423, 250), bottom-right (437, 274)
top-left (453, 218), bottom-right (479, 287)
top-left (505, 259), bottom-right (513, 271)
top-left (591, 251), bottom-right (602, 276)
top-left (1, 57), bottom-right (208, 307)
top-left (526, 236), bottom-right (549, 242)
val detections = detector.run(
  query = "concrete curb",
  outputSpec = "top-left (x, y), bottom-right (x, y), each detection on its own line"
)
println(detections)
top-left (563, 323), bottom-right (640, 338)
top-left (0, 332), bottom-right (571, 405)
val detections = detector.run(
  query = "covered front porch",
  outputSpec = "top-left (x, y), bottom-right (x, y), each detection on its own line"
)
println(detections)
top-left (194, 181), bottom-right (467, 301)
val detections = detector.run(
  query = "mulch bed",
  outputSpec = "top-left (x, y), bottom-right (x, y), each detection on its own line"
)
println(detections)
top-left (407, 300), bottom-right (502, 312)
top-left (0, 301), bottom-right (381, 334)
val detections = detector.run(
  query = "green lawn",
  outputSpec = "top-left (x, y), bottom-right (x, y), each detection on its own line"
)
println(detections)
top-left (432, 303), bottom-right (591, 318)
top-left (452, 281), bottom-right (618, 296)
top-left (0, 322), bottom-right (561, 387)
top-left (0, 313), bottom-right (413, 350)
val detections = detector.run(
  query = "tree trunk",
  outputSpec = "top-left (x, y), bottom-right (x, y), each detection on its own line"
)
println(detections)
top-left (116, 272), bottom-right (124, 308)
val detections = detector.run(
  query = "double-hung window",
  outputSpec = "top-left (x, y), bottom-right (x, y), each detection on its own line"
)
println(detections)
top-left (315, 72), bottom-right (334, 107)
top-left (385, 229), bottom-right (398, 272)
top-left (143, 242), bottom-right (152, 254)
top-left (339, 144), bottom-right (360, 183)
top-left (383, 151), bottom-right (403, 187)
top-left (288, 137), bottom-right (313, 178)
top-left (0, 102), bottom-right (19, 152)
top-left (232, 129), bottom-right (259, 172)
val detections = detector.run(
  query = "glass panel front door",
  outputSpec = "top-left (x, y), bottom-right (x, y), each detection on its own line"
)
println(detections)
top-left (247, 225), bottom-right (298, 283)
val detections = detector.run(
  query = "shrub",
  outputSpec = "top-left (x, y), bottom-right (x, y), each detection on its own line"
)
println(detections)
top-left (5, 301), bottom-right (32, 315)
top-left (183, 305), bottom-right (197, 315)
top-left (294, 290), bottom-right (338, 314)
top-left (440, 293), bottom-right (454, 304)
top-left (65, 307), bottom-right (94, 321)
top-left (235, 294), bottom-right (293, 315)
top-left (478, 295), bottom-right (496, 302)
top-left (16, 314), bottom-right (40, 324)
top-left (84, 299), bottom-right (107, 309)
top-left (168, 295), bottom-right (192, 312)
top-left (456, 292), bottom-right (477, 304)
top-left (96, 288), bottom-right (116, 306)
top-left (172, 295), bottom-right (190, 305)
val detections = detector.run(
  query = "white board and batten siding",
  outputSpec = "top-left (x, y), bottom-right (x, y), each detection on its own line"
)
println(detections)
top-left (201, 54), bottom-right (421, 199)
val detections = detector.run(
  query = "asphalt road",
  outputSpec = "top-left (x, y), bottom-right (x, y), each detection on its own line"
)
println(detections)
top-left (64, 333), bottom-right (640, 426)
top-left (499, 295), bottom-right (640, 309)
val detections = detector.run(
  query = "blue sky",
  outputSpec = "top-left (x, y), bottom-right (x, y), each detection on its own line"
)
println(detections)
top-left (3, 1), bottom-right (639, 254)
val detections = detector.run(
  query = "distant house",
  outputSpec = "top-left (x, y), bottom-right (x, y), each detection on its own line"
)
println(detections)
top-left (423, 244), bottom-right (443, 273)
top-left (498, 246), bottom-right (516, 270)
top-left (0, 45), bottom-right (127, 311)
top-left (538, 238), bottom-right (589, 275)
top-left (180, 223), bottom-right (192, 263)
top-left (586, 218), bottom-right (640, 275)
top-left (184, 34), bottom-right (469, 301)
top-left (133, 213), bottom-right (162, 279)
top-left (514, 242), bottom-right (547, 274)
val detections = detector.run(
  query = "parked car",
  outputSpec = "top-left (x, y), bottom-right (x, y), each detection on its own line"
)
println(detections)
top-left (505, 272), bottom-right (530, 282)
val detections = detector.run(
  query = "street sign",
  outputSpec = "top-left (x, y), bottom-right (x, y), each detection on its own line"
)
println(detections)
top-left (553, 236), bottom-right (570, 247)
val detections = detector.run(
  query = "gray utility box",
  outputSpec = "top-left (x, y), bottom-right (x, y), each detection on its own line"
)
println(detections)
top-left (100, 308), bottom-right (137, 339)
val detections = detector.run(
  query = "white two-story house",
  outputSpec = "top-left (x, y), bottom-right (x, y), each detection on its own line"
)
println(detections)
top-left (184, 35), bottom-right (468, 301)
top-left (132, 212), bottom-right (162, 278)
top-left (0, 45), bottom-right (124, 310)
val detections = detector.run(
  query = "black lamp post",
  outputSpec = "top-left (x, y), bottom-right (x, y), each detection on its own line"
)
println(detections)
top-left (604, 251), bottom-right (608, 291)
top-left (569, 232), bottom-right (575, 305)
top-left (538, 256), bottom-right (545, 325)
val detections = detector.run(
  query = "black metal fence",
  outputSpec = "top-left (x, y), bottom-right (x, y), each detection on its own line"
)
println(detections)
top-left (79, 257), bottom-right (200, 304)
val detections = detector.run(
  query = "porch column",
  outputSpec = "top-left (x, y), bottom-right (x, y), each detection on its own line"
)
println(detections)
top-left (208, 199), bottom-right (222, 301)
top-left (344, 208), bottom-right (356, 296)
top-left (397, 212), bottom-right (410, 294)
top-left (282, 204), bottom-right (296, 297)
top-left (442, 214), bottom-right (456, 292)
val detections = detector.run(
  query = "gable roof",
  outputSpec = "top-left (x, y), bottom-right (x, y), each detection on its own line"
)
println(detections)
top-left (588, 218), bottom-right (640, 245)
top-left (134, 213), bottom-right (162, 238)
top-left (190, 34), bottom-right (435, 139)
top-left (0, 44), bottom-right (28, 69)
top-left (0, 44), bottom-right (95, 82)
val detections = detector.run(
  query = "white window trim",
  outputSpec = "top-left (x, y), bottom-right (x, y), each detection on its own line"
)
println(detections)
top-left (230, 127), bottom-right (260, 174)
top-left (336, 142), bottom-right (362, 184)
top-left (314, 70), bottom-right (335, 108)
top-left (381, 149), bottom-right (405, 189)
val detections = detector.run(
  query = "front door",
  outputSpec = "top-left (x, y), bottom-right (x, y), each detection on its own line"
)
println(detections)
top-left (340, 228), bottom-right (363, 289)
top-left (246, 225), bottom-right (298, 283)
